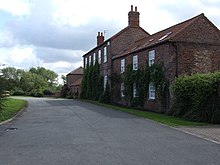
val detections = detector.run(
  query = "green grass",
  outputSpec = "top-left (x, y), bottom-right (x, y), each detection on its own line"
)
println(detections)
top-left (0, 98), bottom-right (27, 122)
top-left (83, 100), bottom-right (208, 127)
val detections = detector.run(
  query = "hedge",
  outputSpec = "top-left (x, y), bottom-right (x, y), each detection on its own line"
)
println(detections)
top-left (171, 72), bottom-right (220, 123)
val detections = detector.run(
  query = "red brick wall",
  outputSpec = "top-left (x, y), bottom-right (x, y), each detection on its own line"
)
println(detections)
top-left (112, 40), bottom-right (220, 112)
top-left (67, 74), bottom-right (83, 88)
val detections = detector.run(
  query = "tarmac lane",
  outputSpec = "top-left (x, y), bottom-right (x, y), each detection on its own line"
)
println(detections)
top-left (0, 97), bottom-right (220, 165)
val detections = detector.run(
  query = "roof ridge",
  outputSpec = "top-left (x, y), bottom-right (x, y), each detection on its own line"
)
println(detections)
top-left (170, 13), bottom-right (204, 40)
top-left (67, 66), bottom-right (83, 75)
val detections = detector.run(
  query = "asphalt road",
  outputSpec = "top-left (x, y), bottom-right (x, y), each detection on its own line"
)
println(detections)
top-left (0, 97), bottom-right (220, 165)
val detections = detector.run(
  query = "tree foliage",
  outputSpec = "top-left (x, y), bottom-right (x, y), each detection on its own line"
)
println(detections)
top-left (0, 67), bottom-right (59, 97)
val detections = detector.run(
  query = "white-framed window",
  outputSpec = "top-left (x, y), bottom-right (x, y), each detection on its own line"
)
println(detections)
top-left (104, 75), bottom-right (108, 91)
top-left (133, 55), bottom-right (138, 70)
top-left (133, 83), bottom-right (137, 97)
top-left (93, 52), bottom-right (96, 64)
top-left (104, 47), bottom-right (107, 63)
top-left (149, 50), bottom-right (155, 66)
top-left (98, 50), bottom-right (101, 64)
top-left (85, 57), bottom-right (87, 68)
top-left (149, 82), bottom-right (155, 100)
top-left (89, 55), bottom-right (92, 66)
top-left (120, 59), bottom-right (125, 73)
top-left (121, 82), bottom-right (125, 97)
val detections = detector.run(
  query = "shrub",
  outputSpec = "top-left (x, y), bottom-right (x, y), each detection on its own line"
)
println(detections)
top-left (171, 72), bottom-right (220, 123)
top-left (13, 88), bottom-right (25, 96)
top-left (43, 89), bottom-right (54, 96)
top-left (34, 92), bottom-right (44, 97)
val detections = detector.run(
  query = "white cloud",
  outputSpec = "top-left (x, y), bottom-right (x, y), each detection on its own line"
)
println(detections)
top-left (1, 0), bottom-right (220, 80)
top-left (0, 0), bottom-right (32, 16)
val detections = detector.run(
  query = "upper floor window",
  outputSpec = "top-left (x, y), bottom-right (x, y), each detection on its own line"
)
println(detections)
top-left (120, 59), bottom-right (125, 73)
top-left (89, 55), bottom-right (92, 66)
top-left (104, 47), bottom-right (107, 63)
top-left (133, 82), bottom-right (137, 97)
top-left (98, 50), bottom-right (101, 64)
top-left (104, 75), bottom-right (108, 91)
top-left (121, 82), bottom-right (125, 97)
top-left (149, 82), bottom-right (155, 100)
top-left (85, 57), bottom-right (87, 68)
top-left (93, 52), bottom-right (96, 64)
top-left (149, 50), bottom-right (155, 66)
top-left (133, 55), bottom-right (138, 70)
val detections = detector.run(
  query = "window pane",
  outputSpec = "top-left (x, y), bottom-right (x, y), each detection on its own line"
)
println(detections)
top-left (93, 53), bottom-right (96, 64)
top-left (98, 50), bottom-right (101, 64)
top-left (121, 82), bottom-right (125, 97)
top-left (121, 59), bottom-right (125, 73)
top-left (104, 47), bottom-right (107, 63)
top-left (149, 82), bottom-right (155, 99)
top-left (133, 55), bottom-right (138, 70)
top-left (149, 50), bottom-right (155, 66)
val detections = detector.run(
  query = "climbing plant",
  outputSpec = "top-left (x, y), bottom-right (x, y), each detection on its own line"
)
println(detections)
top-left (80, 61), bottom-right (102, 101)
top-left (122, 62), bottom-right (167, 108)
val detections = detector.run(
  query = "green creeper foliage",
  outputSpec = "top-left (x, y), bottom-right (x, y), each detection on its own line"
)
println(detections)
top-left (123, 63), bottom-right (166, 108)
top-left (171, 72), bottom-right (220, 123)
top-left (80, 62), bottom-right (102, 101)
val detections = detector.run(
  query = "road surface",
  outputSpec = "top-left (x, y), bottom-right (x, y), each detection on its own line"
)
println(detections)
top-left (0, 97), bottom-right (219, 165)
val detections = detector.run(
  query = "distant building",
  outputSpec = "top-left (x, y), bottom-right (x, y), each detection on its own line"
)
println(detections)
top-left (66, 66), bottom-right (83, 98)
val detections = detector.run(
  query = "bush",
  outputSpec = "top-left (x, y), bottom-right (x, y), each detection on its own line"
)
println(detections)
top-left (171, 72), bottom-right (220, 124)
top-left (34, 91), bottom-right (44, 97)
top-left (12, 89), bottom-right (25, 96)
top-left (43, 89), bottom-right (54, 96)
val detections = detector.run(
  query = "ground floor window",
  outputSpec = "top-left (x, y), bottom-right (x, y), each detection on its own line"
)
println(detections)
top-left (104, 76), bottom-right (108, 91)
top-left (121, 82), bottom-right (125, 97)
top-left (149, 82), bottom-right (155, 100)
top-left (133, 83), bottom-right (137, 97)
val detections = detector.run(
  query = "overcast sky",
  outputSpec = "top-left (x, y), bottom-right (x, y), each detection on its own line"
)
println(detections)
top-left (0, 0), bottom-right (220, 83)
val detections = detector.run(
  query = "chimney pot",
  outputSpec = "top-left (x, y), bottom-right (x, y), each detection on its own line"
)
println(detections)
top-left (128, 5), bottom-right (140, 27)
top-left (97, 31), bottom-right (104, 46)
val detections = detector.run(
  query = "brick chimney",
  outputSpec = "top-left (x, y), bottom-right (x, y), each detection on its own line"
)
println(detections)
top-left (128, 5), bottom-right (140, 27)
top-left (97, 32), bottom-right (104, 46)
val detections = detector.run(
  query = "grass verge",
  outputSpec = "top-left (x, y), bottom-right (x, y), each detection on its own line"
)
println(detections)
top-left (83, 100), bottom-right (208, 127)
top-left (0, 98), bottom-right (27, 122)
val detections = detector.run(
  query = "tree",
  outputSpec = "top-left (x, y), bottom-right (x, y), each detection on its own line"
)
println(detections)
top-left (61, 75), bottom-right (67, 85)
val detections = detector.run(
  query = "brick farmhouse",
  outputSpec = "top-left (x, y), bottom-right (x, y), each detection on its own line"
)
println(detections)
top-left (82, 6), bottom-right (220, 112)
top-left (66, 67), bottom-right (83, 98)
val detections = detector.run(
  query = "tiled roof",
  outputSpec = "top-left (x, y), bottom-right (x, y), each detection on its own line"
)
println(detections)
top-left (67, 66), bottom-right (83, 75)
top-left (70, 77), bottom-right (83, 86)
top-left (114, 13), bottom-right (205, 59)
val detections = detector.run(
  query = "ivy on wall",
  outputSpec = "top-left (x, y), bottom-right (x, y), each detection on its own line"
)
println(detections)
top-left (80, 61), bottom-right (102, 100)
top-left (121, 62), bottom-right (167, 108)
top-left (81, 61), bottom-right (168, 109)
